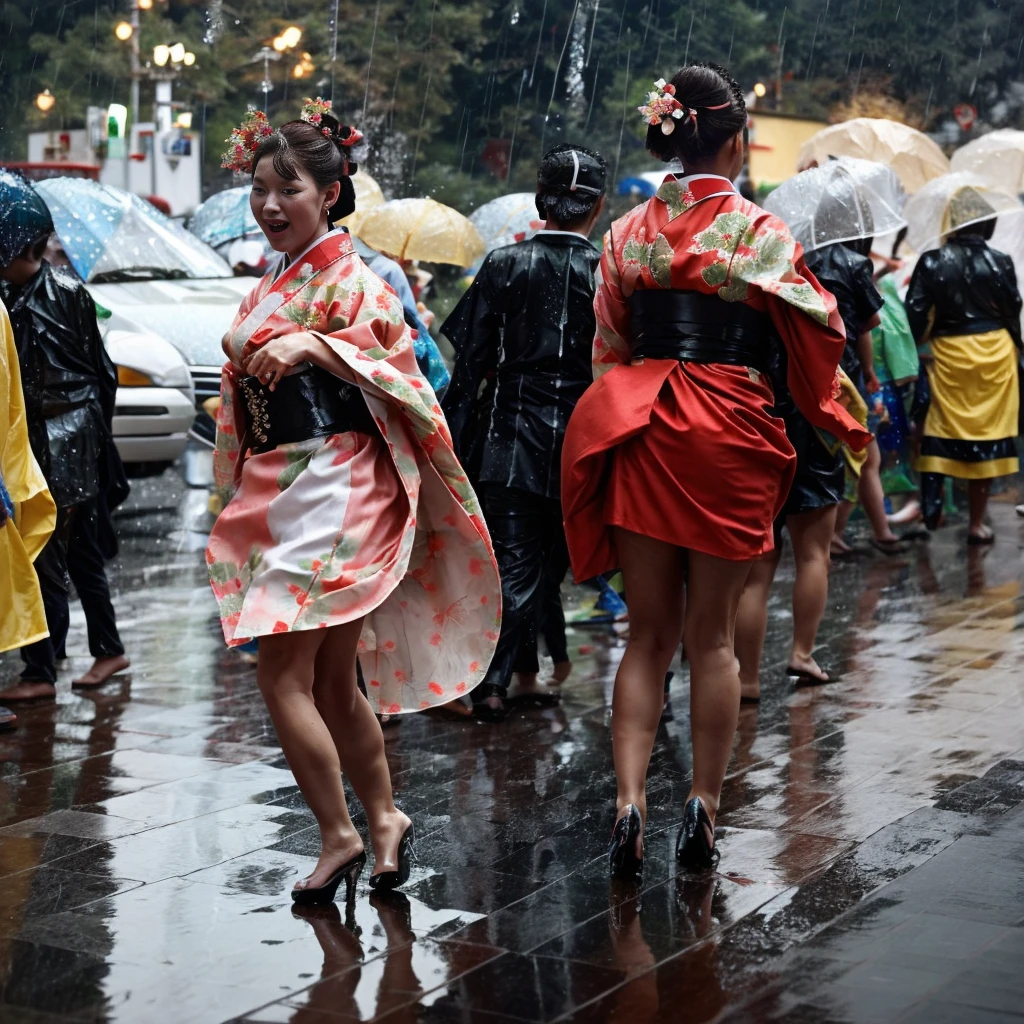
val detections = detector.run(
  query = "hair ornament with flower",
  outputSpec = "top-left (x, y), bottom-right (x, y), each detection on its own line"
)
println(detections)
top-left (300, 97), bottom-right (334, 136)
top-left (639, 78), bottom-right (732, 135)
top-left (221, 107), bottom-right (273, 174)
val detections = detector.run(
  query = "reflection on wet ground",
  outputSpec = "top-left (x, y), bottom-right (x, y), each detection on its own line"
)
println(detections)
top-left (1, 468), bottom-right (1023, 1023)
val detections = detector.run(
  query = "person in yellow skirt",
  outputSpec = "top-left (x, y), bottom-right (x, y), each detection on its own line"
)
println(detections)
top-left (905, 214), bottom-right (1022, 543)
top-left (0, 296), bottom-right (56, 727)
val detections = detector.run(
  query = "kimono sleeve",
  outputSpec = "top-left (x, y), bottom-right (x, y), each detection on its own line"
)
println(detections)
top-left (439, 258), bottom-right (502, 463)
top-left (764, 248), bottom-right (872, 451)
top-left (593, 230), bottom-right (631, 378)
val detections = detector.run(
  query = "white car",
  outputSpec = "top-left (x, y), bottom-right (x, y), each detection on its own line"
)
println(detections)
top-left (99, 311), bottom-right (198, 476)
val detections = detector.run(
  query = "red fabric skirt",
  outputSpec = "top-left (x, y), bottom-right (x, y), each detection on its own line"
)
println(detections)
top-left (562, 360), bottom-right (795, 581)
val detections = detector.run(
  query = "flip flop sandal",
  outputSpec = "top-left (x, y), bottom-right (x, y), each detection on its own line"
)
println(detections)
top-left (787, 667), bottom-right (837, 687)
top-left (870, 538), bottom-right (908, 555)
top-left (967, 532), bottom-right (996, 546)
top-left (506, 690), bottom-right (562, 709)
top-left (740, 693), bottom-right (761, 705)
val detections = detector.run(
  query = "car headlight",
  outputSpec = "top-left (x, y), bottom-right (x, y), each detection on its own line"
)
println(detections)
top-left (117, 365), bottom-right (155, 387)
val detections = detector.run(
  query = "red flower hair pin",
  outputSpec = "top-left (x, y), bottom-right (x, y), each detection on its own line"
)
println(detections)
top-left (221, 108), bottom-right (273, 174)
top-left (300, 96), bottom-right (334, 137)
top-left (639, 78), bottom-right (731, 135)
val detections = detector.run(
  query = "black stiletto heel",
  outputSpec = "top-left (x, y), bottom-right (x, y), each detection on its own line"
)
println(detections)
top-left (676, 797), bottom-right (719, 872)
top-left (369, 823), bottom-right (416, 891)
top-left (292, 850), bottom-right (367, 906)
top-left (608, 804), bottom-right (644, 885)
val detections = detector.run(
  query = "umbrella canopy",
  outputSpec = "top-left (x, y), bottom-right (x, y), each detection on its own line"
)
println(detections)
top-left (338, 170), bottom-right (387, 229)
top-left (353, 197), bottom-right (485, 266)
top-left (617, 177), bottom-right (657, 199)
top-left (904, 172), bottom-right (1024, 254)
top-left (798, 118), bottom-right (950, 194)
top-left (469, 193), bottom-right (541, 252)
top-left (763, 156), bottom-right (907, 253)
top-left (188, 186), bottom-right (258, 248)
top-left (0, 168), bottom-right (54, 266)
top-left (950, 129), bottom-right (1024, 196)
top-left (35, 177), bottom-right (230, 282)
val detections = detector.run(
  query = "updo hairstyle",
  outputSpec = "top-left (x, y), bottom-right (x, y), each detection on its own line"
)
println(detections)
top-left (646, 62), bottom-right (747, 167)
top-left (252, 112), bottom-right (359, 223)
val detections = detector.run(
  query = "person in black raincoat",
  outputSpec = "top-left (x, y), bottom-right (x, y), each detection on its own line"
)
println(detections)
top-left (441, 144), bottom-right (607, 721)
top-left (0, 221), bottom-right (130, 700)
top-left (904, 216), bottom-right (1022, 540)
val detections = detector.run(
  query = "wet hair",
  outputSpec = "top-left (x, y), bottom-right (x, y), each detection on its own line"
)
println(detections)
top-left (252, 113), bottom-right (359, 223)
top-left (535, 144), bottom-right (607, 229)
top-left (17, 234), bottom-right (49, 263)
top-left (952, 217), bottom-right (996, 241)
top-left (646, 62), bottom-right (747, 167)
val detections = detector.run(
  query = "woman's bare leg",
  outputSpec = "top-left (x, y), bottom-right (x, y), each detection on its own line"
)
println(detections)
top-left (683, 550), bottom-right (754, 826)
top-left (858, 441), bottom-right (900, 543)
top-left (610, 528), bottom-right (687, 848)
top-left (257, 630), bottom-right (363, 890)
top-left (786, 504), bottom-right (838, 681)
top-left (312, 625), bottom-right (411, 876)
top-left (968, 479), bottom-right (993, 539)
top-left (734, 548), bottom-right (780, 701)
top-left (831, 499), bottom-right (855, 554)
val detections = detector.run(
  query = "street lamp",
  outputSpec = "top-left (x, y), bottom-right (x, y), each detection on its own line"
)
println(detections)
top-left (153, 44), bottom-right (170, 67)
top-left (753, 82), bottom-right (767, 99)
top-left (35, 89), bottom-right (56, 113)
top-left (169, 42), bottom-right (186, 65)
top-left (114, 20), bottom-right (133, 40)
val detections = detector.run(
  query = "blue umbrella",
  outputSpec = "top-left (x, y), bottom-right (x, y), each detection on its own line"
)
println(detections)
top-left (35, 177), bottom-right (229, 282)
top-left (0, 168), bottom-right (53, 266)
top-left (188, 186), bottom-right (260, 248)
top-left (617, 176), bottom-right (657, 198)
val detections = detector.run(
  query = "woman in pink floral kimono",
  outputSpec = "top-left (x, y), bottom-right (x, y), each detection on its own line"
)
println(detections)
top-left (207, 107), bottom-right (500, 904)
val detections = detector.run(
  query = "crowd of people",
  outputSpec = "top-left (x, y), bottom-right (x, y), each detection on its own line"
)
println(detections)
top-left (2, 61), bottom-right (1021, 905)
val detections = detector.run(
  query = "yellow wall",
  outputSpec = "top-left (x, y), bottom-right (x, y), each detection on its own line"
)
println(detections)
top-left (748, 111), bottom-right (828, 191)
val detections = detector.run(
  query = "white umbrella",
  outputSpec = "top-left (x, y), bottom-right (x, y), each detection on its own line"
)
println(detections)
top-left (904, 172), bottom-right (1023, 254)
top-left (950, 129), bottom-right (1024, 196)
top-left (763, 156), bottom-right (907, 253)
top-left (469, 193), bottom-right (540, 252)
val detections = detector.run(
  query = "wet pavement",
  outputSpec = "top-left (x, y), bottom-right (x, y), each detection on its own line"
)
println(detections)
top-left (1, 463), bottom-right (1023, 1023)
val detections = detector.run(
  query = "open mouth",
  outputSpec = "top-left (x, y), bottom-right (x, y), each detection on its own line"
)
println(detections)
top-left (265, 220), bottom-right (289, 235)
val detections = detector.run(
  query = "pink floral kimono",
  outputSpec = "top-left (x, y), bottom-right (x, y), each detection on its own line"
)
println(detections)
top-left (207, 229), bottom-right (501, 714)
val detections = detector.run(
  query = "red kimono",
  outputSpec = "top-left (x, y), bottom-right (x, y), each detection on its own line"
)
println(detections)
top-left (562, 174), bottom-right (871, 579)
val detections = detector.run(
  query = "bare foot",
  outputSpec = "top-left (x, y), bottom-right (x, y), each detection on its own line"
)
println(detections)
top-left (551, 660), bottom-right (573, 683)
top-left (72, 654), bottom-right (131, 687)
top-left (425, 697), bottom-right (473, 719)
top-left (369, 809), bottom-right (413, 877)
top-left (830, 535), bottom-right (853, 557)
top-left (887, 499), bottom-right (921, 525)
top-left (0, 681), bottom-right (57, 702)
top-left (293, 830), bottom-right (365, 893)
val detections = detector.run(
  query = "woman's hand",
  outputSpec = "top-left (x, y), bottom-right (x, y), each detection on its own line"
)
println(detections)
top-left (243, 335), bottom-right (312, 390)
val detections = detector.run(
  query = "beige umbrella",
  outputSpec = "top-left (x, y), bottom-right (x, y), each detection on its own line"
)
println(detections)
top-left (352, 197), bottom-right (485, 266)
top-left (950, 129), bottom-right (1024, 195)
top-left (339, 170), bottom-right (385, 229)
top-left (798, 118), bottom-right (950, 193)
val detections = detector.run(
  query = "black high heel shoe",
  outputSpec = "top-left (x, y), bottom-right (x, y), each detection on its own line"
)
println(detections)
top-left (292, 850), bottom-right (367, 906)
top-left (676, 797), bottom-right (719, 873)
top-left (369, 823), bottom-right (416, 891)
top-left (608, 804), bottom-right (644, 886)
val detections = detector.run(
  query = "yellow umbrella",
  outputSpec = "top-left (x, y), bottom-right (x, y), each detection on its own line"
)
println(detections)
top-left (950, 129), bottom-right (1024, 195)
top-left (797, 118), bottom-right (950, 194)
top-left (352, 197), bottom-right (485, 266)
top-left (339, 170), bottom-right (385, 229)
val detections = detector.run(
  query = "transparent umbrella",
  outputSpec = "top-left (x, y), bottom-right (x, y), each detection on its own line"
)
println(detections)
top-left (904, 172), bottom-right (1023, 254)
top-left (353, 197), bottom-right (485, 266)
top-left (763, 156), bottom-right (907, 253)
top-left (188, 186), bottom-right (258, 248)
top-left (950, 130), bottom-right (1024, 196)
top-left (469, 193), bottom-right (541, 252)
top-left (35, 177), bottom-right (229, 282)
top-left (798, 118), bottom-right (949, 194)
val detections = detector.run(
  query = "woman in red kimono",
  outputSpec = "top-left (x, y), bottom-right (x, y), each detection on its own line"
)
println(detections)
top-left (561, 64), bottom-right (870, 881)
top-left (208, 106), bottom-right (500, 904)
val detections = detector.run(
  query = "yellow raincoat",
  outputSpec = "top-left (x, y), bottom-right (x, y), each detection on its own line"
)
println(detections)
top-left (1, 297), bottom-right (55, 653)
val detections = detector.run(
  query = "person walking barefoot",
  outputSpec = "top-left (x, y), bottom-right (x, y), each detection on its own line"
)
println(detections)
top-left (207, 102), bottom-right (500, 902)
top-left (561, 64), bottom-right (869, 882)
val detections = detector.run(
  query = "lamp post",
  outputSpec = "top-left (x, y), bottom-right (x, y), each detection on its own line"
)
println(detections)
top-left (255, 26), bottom-right (302, 108)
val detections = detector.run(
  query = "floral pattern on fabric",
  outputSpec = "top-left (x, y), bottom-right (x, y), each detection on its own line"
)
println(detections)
top-left (655, 179), bottom-right (700, 221)
top-left (207, 231), bottom-right (500, 715)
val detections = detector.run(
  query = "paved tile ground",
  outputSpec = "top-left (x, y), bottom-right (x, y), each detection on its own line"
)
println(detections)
top-left (0, 470), bottom-right (1022, 1023)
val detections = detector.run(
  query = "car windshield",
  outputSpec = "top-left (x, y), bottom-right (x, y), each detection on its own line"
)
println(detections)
top-left (35, 177), bottom-right (233, 283)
